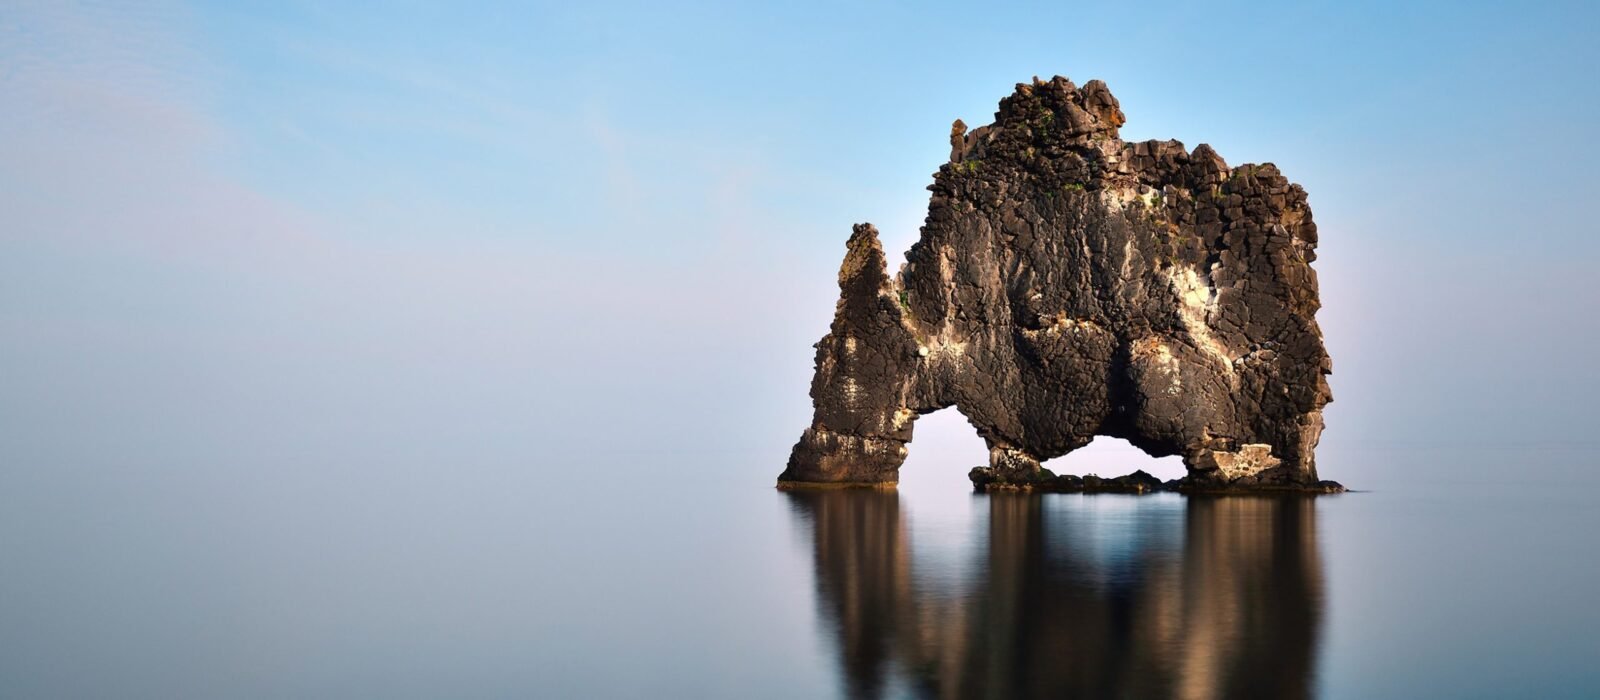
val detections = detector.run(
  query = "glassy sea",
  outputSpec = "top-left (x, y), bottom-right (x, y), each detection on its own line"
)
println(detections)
top-left (2, 446), bottom-right (1597, 699)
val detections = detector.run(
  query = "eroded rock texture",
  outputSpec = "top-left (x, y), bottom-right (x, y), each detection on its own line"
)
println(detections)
top-left (780, 76), bottom-right (1338, 492)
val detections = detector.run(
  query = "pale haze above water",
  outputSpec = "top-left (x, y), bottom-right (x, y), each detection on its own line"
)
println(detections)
top-left (2, 2), bottom-right (1598, 698)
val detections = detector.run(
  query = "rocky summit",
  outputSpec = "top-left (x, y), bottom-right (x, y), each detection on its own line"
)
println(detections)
top-left (779, 76), bottom-right (1341, 493)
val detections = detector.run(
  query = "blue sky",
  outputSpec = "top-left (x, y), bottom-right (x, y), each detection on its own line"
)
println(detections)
top-left (3, 1), bottom-right (1599, 487)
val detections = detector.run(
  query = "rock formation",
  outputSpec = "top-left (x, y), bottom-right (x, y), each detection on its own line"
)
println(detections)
top-left (779, 76), bottom-right (1340, 492)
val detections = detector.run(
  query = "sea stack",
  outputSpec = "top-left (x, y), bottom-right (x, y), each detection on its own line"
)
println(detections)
top-left (780, 76), bottom-right (1339, 493)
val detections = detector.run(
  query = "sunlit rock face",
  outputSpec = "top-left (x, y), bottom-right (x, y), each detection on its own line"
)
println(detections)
top-left (780, 76), bottom-right (1337, 491)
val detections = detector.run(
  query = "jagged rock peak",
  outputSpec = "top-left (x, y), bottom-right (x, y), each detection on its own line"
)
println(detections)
top-left (780, 77), bottom-right (1340, 494)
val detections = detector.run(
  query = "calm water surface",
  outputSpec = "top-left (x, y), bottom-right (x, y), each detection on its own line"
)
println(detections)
top-left (1, 448), bottom-right (1597, 698)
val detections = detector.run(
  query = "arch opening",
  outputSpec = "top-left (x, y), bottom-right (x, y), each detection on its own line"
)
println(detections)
top-left (895, 407), bottom-right (989, 495)
top-left (1041, 436), bottom-right (1187, 482)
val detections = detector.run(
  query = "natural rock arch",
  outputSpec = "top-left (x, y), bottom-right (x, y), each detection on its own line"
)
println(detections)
top-left (778, 76), bottom-right (1339, 492)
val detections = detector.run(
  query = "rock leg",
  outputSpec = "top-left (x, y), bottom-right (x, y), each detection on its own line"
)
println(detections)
top-left (779, 224), bottom-right (920, 488)
top-left (968, 445), bottom-right (1052, 490)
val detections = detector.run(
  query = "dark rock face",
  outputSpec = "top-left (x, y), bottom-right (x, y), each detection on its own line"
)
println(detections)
top-left (780, 76), bottom-right (1337, 492)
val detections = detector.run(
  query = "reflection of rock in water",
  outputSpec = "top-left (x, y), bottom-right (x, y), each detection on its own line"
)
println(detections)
top-left (784, 489), bottom-right (914, 700)
top-left (785, 492), bottom-right (1324, 700)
